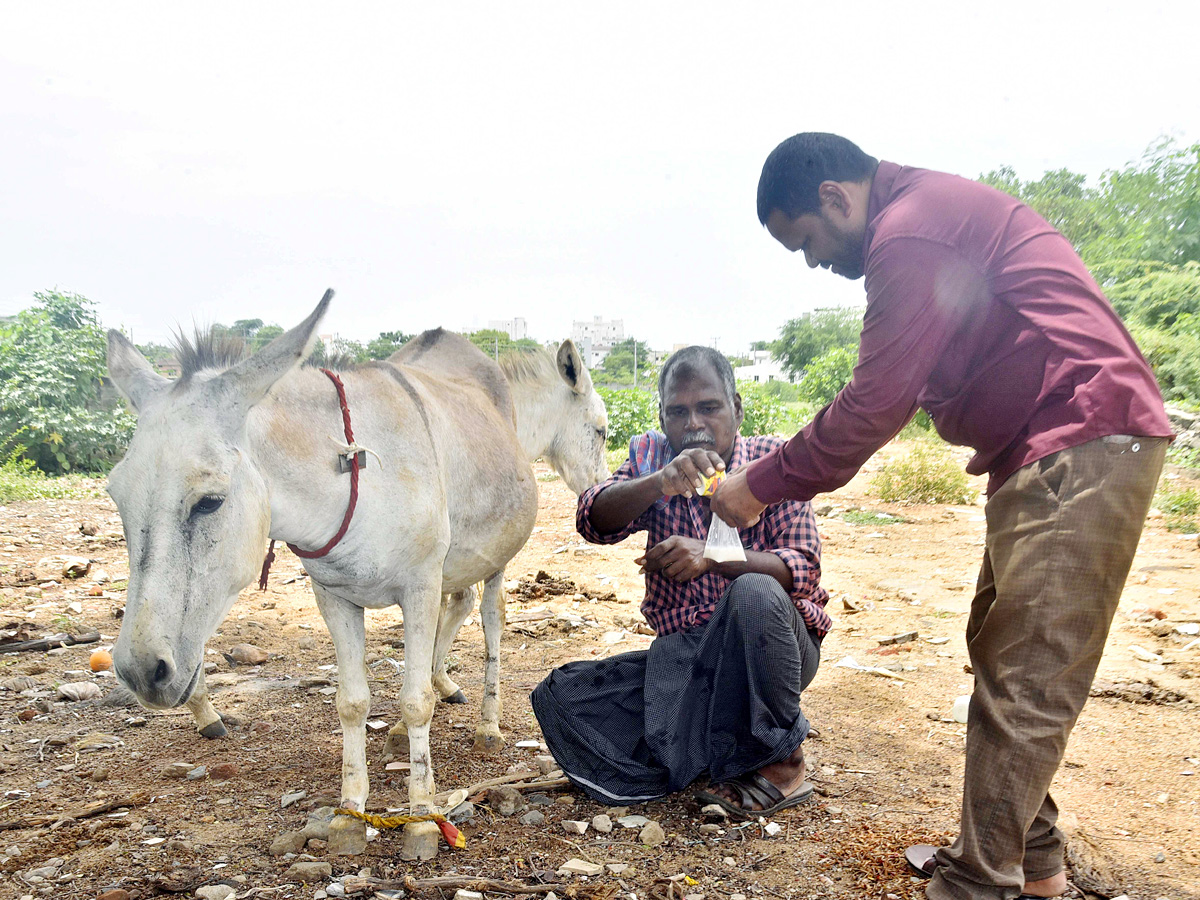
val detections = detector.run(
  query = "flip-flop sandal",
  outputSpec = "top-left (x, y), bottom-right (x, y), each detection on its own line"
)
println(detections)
top-left (905, 844), bottom-right (939, 877)
top-left (694, 772), bottom-right (814, 820)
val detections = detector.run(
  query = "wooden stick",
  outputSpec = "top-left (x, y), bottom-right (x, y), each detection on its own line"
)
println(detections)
top-left (0, 792), bottom-right (150, 831)
top-left (0, 630), bottom-right (100, 654)
top-left (434, 771), bottom-right (567, 805)
top-left (342, 875), bottom-right (607, 896)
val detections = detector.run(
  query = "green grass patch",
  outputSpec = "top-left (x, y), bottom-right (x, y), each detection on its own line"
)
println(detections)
top-left (1167, 443), bottom-right (1200, 470)
top-left (1157, 486), bottom-right (1199, 532)
top-left (871, 444), bottom-right (978, 505)
top-left (842, 509), bottom-right (905, 526)
top-left (0, 459), bottom-right (97, 504)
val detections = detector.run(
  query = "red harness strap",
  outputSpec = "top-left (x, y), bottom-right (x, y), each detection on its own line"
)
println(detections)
top-left (259, 368), bottom-right (360, 590)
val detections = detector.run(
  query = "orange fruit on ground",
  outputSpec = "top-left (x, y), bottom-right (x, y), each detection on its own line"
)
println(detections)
top-left (90, 649), bottom-right (113, 672)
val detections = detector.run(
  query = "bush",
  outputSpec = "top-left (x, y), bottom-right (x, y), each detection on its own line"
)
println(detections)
top-left (761, 380), bottom-right (803, 402)
top-left (797, 346), bottom-right (857, 407)
top-left (737, 380), bottom-right (787, 436)
top-left (1156, 487), bottom-right (1199, 532)
top-left (870, 444), bottom-right (978, 505)
top-left (596, 386), bottom-right (658, 450)
top-left (0, 432), bottom-right (95, 503)
top-left (0, 292), bottom-right (135, 473)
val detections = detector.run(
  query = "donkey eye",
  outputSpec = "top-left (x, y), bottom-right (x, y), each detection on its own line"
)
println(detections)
top-left (191, 496), bottom-right (225, 517)
top-left (596, 427), bottom-right (607, 441)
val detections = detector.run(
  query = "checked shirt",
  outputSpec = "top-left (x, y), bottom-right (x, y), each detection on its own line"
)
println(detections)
top-left (577, 433), bottom-right (831, 637)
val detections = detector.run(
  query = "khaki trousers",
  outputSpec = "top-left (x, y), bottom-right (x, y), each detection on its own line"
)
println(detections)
top-left (928, 435), bottom-right (1167, 900)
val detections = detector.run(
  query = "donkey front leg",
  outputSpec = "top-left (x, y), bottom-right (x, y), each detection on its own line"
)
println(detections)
top-left (397, 578), bottom-right (442, 861)
top-left (184, 665), bottom-right (226, 739)
top-left (312, 585), bottom-right (370, 856)
top-left (473, 570), bottom-right (507, 754)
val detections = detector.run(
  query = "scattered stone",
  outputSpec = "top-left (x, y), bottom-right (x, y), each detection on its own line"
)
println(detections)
top-left (605, 863), bottom-right (629, 875)
top-left (556, 858), bottom-right (604, 877)
top-left (186, 766), bottom-right (207, 781)
top-left (101, 685), bottom-right (138, 708)
top-left (699, 823), bottom-right (721, 835)
top-left (79, 522), bottom-right (99, 536)
top-left (226, 643), bottom-right (269, 666)
top-left (453, 891), bottom-right (483, 900)
top-left (195, 886), bottom-right (236, 900)
top-left (486, 786), bottom-right (524, 816)
top-left (535, 755), bottom-right (558, 775)
top-left (75, 733), bottom-right (122, 752)
top-left (763, 822), bottom-right (783, 837)
top-left (561, 820), bottom-right (588, 835)
top-left (639, 821), bottom-right (666, 846)
top-left (57, 682), bottom-right (102, 702)
top-left (518, 810), bottom-right (545, 826)
top-left (96, 890), bottom-right (130, 900)
top-left (165, 762), bottom-right (195, 779)
top-left (125, 716), bottom-right (147, 727)
top-left (269, 830), bottom-right (308, 856)
top-left (448, 801), bottom-right (475, 824)
top-left (730, 894), bottom-right (747, 900)
top-left (62, 557), bottom-right (92, 579)
top-left (298, 636), bottom-right (317, 651)
top-left (281, 790), bottom-right (307, 808)
top-left (591, 814), bottom-right (613, 834)
top-left (285, 861), bottom-right (332, 882)
top-left (1, 675), bottom-right (38, 692)
top-left (700, 804), bottom-right (728, 819)
top-left (554, 795), bottom-right (575, 806)
top-left (91, 768), bottom-right (110, 782)
top-left (526, 793), bottom-right (553, 806)
top-left (209, 763), bottom-right (239, 781)
top-left (618, 814), bottom-right (649, 828)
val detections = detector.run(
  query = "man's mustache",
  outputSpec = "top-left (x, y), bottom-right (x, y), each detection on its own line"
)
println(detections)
top-left (682, 430), bottom-right (714, 445)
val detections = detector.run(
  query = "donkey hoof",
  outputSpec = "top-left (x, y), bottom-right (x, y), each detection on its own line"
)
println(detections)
top-left (328, 815), bottom-right (368, 856)
top-left (198, 719), bottom-right (228, 739)
top-left (399, 820), bottom-right (440, 861)
top-left (442, 689), bottom-right (468, 704)
top-left (472, 727), bottom-right (506, 755)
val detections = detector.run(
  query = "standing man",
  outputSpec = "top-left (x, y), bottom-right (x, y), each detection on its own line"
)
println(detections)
top-left (532, 347), bottom-right (829, 815)
top-left (712, 133), bottom-right (1172, 900)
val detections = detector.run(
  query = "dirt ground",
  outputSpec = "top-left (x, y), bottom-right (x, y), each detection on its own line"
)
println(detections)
top-left (1, 445), bottom-right (1197, 900)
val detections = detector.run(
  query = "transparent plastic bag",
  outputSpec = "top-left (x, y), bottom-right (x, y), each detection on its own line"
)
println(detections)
top-left (698, 471), bottom-right (746, 563)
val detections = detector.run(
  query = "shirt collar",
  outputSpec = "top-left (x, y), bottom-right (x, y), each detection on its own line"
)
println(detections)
top-left (863, 159), bottom-right (902, 262)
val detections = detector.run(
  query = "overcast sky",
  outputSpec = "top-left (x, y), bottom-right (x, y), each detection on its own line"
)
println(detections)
top-left (2, 1), bottom-right (1198, 356)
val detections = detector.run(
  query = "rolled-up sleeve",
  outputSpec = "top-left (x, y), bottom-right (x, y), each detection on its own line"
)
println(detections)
top-left (575, 460), bottom-right (651, 545)
top-left (759, 497), bottom-right (831, 634)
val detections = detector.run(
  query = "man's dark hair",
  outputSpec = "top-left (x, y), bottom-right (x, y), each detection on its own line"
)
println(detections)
top-left (757, 133), bottom-right (879, 225)
top-left (658, 346), bottom-right (736, 407)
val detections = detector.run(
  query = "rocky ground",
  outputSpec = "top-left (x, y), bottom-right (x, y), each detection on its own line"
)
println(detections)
top-left (1, 446), bottom-right (1197, 900)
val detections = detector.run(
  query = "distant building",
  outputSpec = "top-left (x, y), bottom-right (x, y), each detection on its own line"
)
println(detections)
top-left (488, 317), bottom-right (528, 341)
top-left (571, 316), bottom-right (625, 368)
top-left (733, 348), bottom-right (795, 384)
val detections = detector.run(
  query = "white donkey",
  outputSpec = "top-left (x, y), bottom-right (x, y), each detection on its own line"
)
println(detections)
top-left (397, 337), bottom-right (609, 752)
top-left (105, 292), bottom-right (537, 860)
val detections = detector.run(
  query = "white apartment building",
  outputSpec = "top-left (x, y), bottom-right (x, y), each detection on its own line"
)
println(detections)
top-left (571, 316), bottom-right (625, 368)
top-left (733, 348), bottom-right (795, 384)
top-left (487, 317), bottom-right (528, 341)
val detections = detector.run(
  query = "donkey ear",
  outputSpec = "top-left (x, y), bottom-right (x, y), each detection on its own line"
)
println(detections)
top-left (107, 330), bottom-right (171, 414)
top-left (556, 339), bottom-right (593, 395)
top-left (218, 289), bottom-right (333, 407)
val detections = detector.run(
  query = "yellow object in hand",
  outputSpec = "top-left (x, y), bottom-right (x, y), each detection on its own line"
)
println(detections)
top-left (698, 470), bottom-right (725, 497)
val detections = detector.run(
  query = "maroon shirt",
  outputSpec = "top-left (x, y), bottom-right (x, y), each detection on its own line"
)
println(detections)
top-left (747, 161), bottom-right (1172, 503)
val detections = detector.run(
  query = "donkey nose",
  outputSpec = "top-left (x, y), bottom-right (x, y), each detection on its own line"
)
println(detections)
top-left (154, 657), bottom-right (173, 685)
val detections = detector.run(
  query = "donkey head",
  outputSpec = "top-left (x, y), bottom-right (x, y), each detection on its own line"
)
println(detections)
top-left (543, 339), bottom-right (609, 494)
top-left (104, 291), bottom-right (331, 710)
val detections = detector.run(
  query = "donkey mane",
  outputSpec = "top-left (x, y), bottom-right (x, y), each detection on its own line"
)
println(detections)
top-left (172, 326), bottom-right (250, 380)
top-left (497, 347), bottom-right (556, 388)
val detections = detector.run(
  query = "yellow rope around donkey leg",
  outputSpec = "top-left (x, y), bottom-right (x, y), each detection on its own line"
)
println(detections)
top-left (334, 807), bottom-right (466, 849)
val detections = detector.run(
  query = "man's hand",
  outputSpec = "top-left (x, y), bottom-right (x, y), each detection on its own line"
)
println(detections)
top-left (636, 535), bottom-right (711, 582)
top-left (711, 468), bottom-right (766, 528)
top-left (659, 448), bottom-right (725, 499)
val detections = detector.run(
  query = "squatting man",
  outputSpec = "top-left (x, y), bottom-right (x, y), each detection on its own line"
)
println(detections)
top-left (532, 347), bottom-right (831, 817)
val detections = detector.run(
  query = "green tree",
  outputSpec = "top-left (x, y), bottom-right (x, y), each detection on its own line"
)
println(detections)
top-left (250, 324), bottom-right (284, 351)
top-left (771, 307), bottom-right (863, 379)
top-left (797, 345), bottom-right (858, 407)
top-left (596, 338), bottom-right (654, 386)
top-left (366, 330), bottom-right (412, 360)
top-left (0, 291), bottom-right (135, 473)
